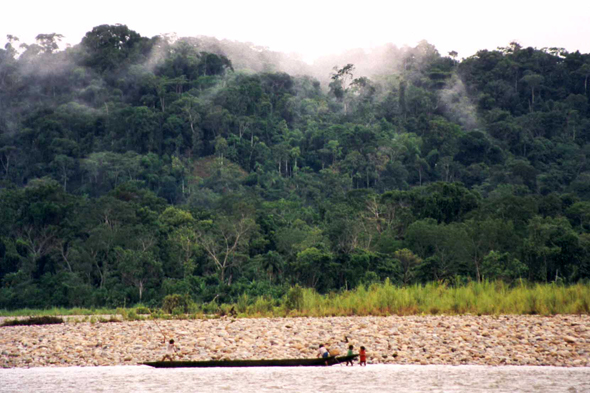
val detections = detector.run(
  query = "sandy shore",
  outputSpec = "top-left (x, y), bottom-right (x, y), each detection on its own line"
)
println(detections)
top-left (1, 315), bottom-right (589, 368)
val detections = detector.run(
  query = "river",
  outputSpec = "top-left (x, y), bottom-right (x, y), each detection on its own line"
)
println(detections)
top-left (1, 365), bottom-right (589, 392)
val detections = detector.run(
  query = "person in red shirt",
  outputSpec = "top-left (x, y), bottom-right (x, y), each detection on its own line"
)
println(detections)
top-left (359, 346), bottom-right (367, 366)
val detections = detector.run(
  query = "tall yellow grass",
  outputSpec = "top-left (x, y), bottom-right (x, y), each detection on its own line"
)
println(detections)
top-left (2, 281), bottom-right (589, 318)
top-left (242, 280), bottom-right (590, 317)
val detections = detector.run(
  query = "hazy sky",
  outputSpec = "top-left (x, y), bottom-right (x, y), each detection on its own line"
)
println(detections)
top-left (3, 0), bottom-right (590, 62)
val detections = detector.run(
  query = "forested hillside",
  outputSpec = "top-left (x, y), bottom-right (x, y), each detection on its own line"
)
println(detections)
top-left (1, 25), bottom-right (590, 309)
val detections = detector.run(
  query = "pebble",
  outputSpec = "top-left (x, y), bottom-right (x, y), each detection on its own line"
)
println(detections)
top-left (1, 315), bottom-right (590, 368)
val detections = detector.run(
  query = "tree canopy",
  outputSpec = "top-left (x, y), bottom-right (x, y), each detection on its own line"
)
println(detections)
top-left (1, 26), bottom-right (590, 308)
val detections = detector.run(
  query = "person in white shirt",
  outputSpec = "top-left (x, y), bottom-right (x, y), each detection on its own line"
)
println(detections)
top-left (161, 339), bottom-right (178, 361)
top-left (317, 344), bottom-right (330, 365)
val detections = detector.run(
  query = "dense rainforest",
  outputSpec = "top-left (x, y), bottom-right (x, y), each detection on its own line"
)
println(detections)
top-left (1, 25), bottom-right (590, 310)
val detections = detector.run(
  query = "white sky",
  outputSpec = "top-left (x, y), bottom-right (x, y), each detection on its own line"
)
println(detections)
top-left (2, 0), bottom-right (590, 62)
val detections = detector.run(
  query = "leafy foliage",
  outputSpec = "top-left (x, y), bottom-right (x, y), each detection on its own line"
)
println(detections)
top-left (1, 27), bottom-right (590, 309)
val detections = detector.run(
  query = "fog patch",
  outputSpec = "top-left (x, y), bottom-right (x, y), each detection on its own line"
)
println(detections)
top-left (438, 75), bottom-right (479, 130)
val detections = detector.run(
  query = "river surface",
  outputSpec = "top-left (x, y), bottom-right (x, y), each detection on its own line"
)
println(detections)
top-left (1, 365), bottom-right (589, 392)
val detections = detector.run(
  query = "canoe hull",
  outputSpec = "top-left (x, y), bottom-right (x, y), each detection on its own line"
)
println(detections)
top-left (143, 354), bottom-right (358, 368)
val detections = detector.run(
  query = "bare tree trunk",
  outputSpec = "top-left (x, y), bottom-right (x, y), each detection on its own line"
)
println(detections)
top-left (60, 242), bottom-right (73, 273)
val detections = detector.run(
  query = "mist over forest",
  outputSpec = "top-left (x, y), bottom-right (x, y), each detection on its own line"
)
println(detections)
top-left (1, 24), bottom-right (590, 309)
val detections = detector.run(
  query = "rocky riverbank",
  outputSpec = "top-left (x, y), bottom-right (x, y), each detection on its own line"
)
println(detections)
top-left (1, 315), bottom-right (589, 368)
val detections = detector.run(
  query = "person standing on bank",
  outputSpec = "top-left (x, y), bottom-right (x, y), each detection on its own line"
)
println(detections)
top-left (359, 346), bottom-right (367, 366)
top-left (346, 345), bottom-right (354, 366)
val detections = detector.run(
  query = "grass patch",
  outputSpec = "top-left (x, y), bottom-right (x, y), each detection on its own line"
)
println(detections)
top-left (98, 316), bottom-right (122, 323)
top-left (2, 281), bottom-right (590, 319)
top-left (1, 316), bottom-right (64, 327)
top-left (0, 307), bottom-right (118, 317)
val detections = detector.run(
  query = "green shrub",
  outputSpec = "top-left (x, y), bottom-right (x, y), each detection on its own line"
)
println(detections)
top-left (162, 294), bottom-right (192, 314)
top-left (135, 305), bottom-right (151, 315)
top-left (237, 293), bottom-right (250, 313)
top-left (248, 296), bottom-right (274, 315)
top-left (202, 300), bottom-right (220, 315)
top-left (98, 316), bottom-right (121, 323)
top-left (285, 285), bottom-right (304, 311)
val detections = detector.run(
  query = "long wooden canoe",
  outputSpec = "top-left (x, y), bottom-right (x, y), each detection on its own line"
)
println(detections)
top-left (142, 354), bottom-right (358, 368)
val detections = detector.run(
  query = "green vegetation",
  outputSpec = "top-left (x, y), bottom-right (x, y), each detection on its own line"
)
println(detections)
top-left (0, 307), bottom-right (118, 317)
top-left (161, 294), bottom-right (193, 314)
top-left (1, 27), bottom-right (590, 312)
top-left (276, 281), bottom-right (590, 317)
top-left (1, 316), bottom-right (64, 326)
top-left (2, 281), bottom-right (588, 318)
